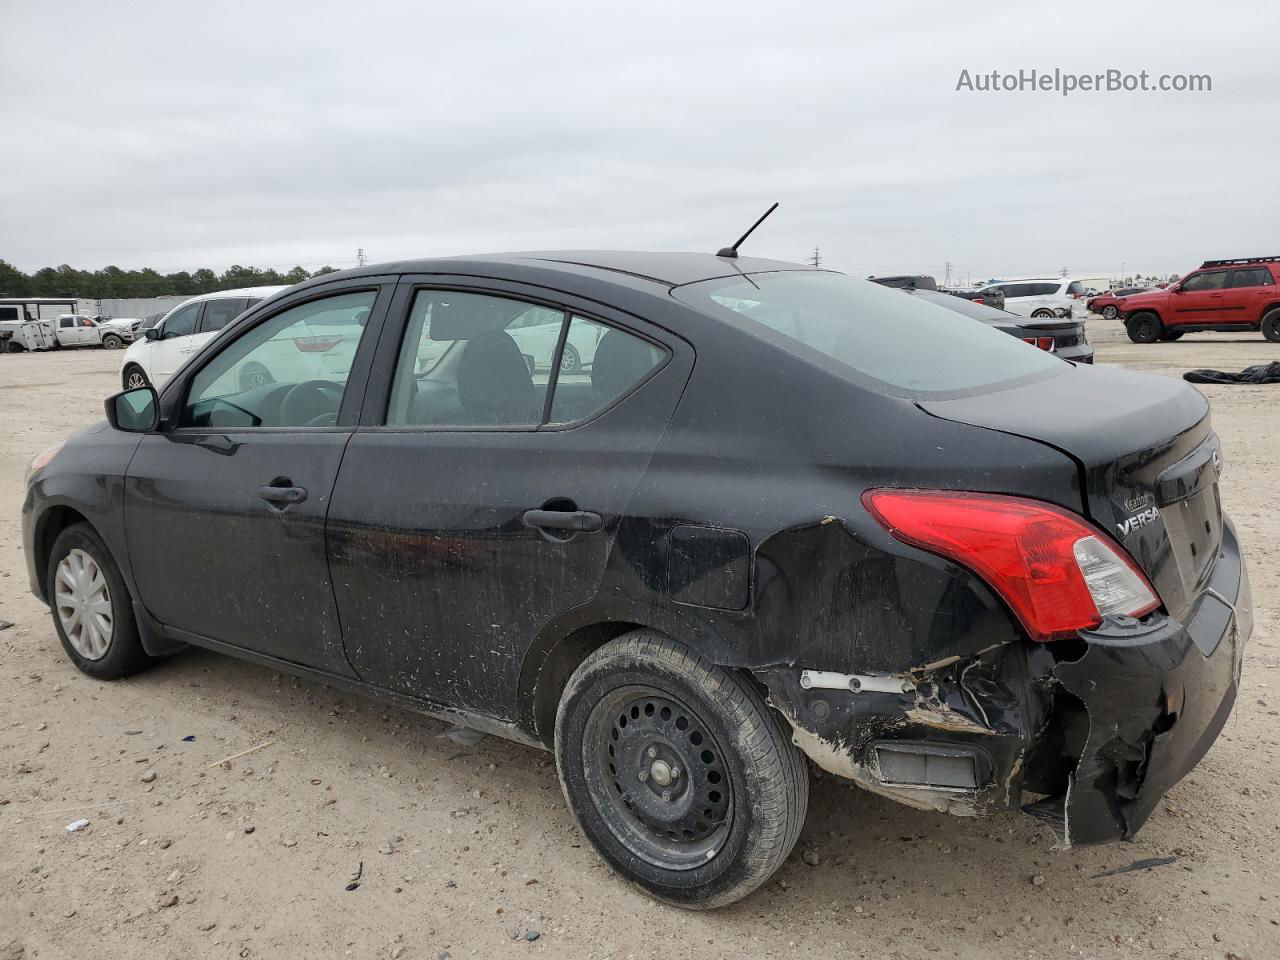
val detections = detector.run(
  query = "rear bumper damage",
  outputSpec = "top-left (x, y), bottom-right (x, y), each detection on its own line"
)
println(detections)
top-left (760, 519), bottom-right (1251, 845)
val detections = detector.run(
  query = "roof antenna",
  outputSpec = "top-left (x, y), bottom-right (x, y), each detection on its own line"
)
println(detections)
top-left (716, 202), bottom-right (779, 259)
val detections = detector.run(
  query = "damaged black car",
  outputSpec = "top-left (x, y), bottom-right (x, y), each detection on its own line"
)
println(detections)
top-left (21, 252), bottom-right (1251, 908)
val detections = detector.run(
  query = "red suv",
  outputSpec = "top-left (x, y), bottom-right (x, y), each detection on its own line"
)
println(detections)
top-left (1121, 257), bottom-right (1280, 343)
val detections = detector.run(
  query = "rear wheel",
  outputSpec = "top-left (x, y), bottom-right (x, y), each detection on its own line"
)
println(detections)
top-left (122, 365), bottom-right (149, 390)
top-left (46, 523), bottom-right (156, 680)
top-left (1262, 309), bottom-right (1280, 343)
top-left (555, 631), bottom-right (808, 909)
top-left (1031, 309), bottom-right (1054, 319)
top-left (4, 340), bottom-right (24, 353)
top-left (238, 362), bottom-right (274, 391)
top-left (1102, 305), bottom-right (1118, 320)
top-left (1126, 311), bottom-right (1162, 343)
top-left (559, 343), bottom-right (582, 374)
top-left (101, 333), bottom-right (123, 349)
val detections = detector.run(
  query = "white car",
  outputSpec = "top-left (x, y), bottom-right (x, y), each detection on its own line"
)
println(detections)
top-left (94, 317), bottom-right (139, 348)
top-left (120, 287), bottom-right (287, 389)
top-left (974, 278), bottom-right (1085, 319)
top-left (507, 304), bottom-right (605, 373)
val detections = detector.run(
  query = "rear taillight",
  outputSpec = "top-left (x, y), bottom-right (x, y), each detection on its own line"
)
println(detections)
top-left (861, 490), bottom-right (1160, 643)
top-left (1020, 336), bottom-right (1055, 351)
top-left (293, 335), bottom-right (343, 353)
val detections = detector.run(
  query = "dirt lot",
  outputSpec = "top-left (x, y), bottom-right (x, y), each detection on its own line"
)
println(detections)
top-left (2, 319), bottom-right (1278, 960)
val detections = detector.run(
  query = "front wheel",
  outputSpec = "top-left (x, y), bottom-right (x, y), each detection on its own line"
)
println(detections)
top-left (1102, 305), bottom-right (1118, 320)
top-left (559, 343), bottom-right (581, 374)
top-left (122, 365), bottom-right (149, 390)
top-left (1262, 309), bottom-right (1280, 343)
top-left (555, 632), bottom-right (809, 909)
top-left (47, 523), bottom-right (157, 680)
top-left (1126, 312), bottom-right (1162, 343)
top-left (101, 334), bottom-right (123, 349)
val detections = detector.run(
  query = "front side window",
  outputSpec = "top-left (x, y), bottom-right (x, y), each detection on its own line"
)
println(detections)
top-left (1181, 271), bottom-right (1227, 292)
top-left (181, 290), bottom-right (376, 429)
top-left (162, 303), bottom-right (201, 339)
top-left (201, 298), bottom-right (248, 333)
top-left (674, 271), bottom-right (1063, 398)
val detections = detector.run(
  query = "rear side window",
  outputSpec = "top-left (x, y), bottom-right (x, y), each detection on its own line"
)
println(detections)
top-left (387, 291), bottom-right (559, 428)
top-left (162, 303), bottom-right (201, 338)
top-left (200, 298), bottom-right (248, 333)
top-left (1228, 268), bottom-right (1274, 288)
top-left (674, 272), bottom-right (1062, 398)
top-left (1003, 283), bottom-right (1037, 298)
top-left (548, 317), bottom-right (664, 424)
top-left (1066, 281), bottom-right (1085, 296)
top-left (1181, 271), bottom-right (1227, 292)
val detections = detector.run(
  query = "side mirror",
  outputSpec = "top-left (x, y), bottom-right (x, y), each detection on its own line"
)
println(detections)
top-left (144, 326), bottom-right (162, 341)
top-left (105, 386), bottom-right (159, 433)
top-left (1170, 285), bottom-right (1183, 293)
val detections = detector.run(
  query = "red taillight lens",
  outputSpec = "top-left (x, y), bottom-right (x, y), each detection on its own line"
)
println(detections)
top-left (1020, 337), bottom-right (1055, 351)
top-left (861, 490), bottom-right (1160, 643)
top-left (293, 335), bottom-right (343, 353)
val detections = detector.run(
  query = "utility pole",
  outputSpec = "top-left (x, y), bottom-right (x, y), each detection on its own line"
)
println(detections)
top-left (944, 261), bottom-right (953, 286)
top-left (1060, 265), bottom-right (1069, 278)
top-left (809, 246), bottom-right (821, 268)
top-left (356, 248), bottom-right (367, 267)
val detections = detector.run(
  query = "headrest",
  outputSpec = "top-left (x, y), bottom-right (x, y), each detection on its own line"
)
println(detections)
top-left (426, 294), bottom-right (528, 341)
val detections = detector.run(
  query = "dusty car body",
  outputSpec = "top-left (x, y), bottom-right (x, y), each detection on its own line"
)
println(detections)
top-left (21, 252), bottom-right (1251, 906)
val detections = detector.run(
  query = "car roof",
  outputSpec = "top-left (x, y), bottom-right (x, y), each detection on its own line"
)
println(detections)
top-left (177, 285), bottom-right (290, 304)
top-left (297, 251), bottom-right (811, 291)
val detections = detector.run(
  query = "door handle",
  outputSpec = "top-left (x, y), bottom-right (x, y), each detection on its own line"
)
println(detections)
top-left (522, 509), bottom-right (603, 532)
top-left (257, 482), bottom-right (308, 506)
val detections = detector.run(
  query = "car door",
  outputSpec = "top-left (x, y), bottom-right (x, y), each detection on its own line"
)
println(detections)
top-left (124, 280), bottom-right (393, 673)
top-left (1223, 267), bottom-right (1276, 324)
top-left (151, 301), bottom-right (204, 381)
top-left (326, 279), bottom-right (693, 719)
top-left (1169, 269), bottom-right (1228, 326)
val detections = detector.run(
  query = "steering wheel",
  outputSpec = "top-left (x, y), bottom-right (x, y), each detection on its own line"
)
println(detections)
top-left (280, 380), bottom-right (342, 427)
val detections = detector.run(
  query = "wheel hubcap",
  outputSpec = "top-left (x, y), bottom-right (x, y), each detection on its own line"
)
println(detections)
top-left (585, 688), bottom-right (733, 870)
top-left (126, 372), bottom-right (145, 388)
top-left (54, 548), bottom-right (112, 660)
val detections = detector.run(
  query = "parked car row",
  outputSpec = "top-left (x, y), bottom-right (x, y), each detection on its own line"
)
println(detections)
top-left (0, 313), bottom-right (139, 353)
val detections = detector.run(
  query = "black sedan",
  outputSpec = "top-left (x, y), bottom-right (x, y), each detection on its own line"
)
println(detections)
top-left (22, 252), bottom-right (1250, 908)
top-left (909, 286), bottom-right (1095, 364)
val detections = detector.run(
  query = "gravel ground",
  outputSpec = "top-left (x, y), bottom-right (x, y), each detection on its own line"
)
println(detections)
top-left (1, 316), bottom-right (1277, 959)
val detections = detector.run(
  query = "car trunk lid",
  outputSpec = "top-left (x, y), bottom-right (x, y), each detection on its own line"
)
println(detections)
top-left (918, 365), bottom-right (1219, 622)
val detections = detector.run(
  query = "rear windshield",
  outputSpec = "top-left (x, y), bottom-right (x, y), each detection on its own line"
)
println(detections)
top-left (673, 271), bottom-right (1063, 397)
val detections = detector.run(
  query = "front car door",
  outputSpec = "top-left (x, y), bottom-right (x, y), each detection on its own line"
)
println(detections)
top-left (124, 280), bottom-right (392, 673)
top-left (1169, 269), bottom-right (1229, 326)
top-left (326, 279), bottom-right (693, 720)
top-left (151, 301), bottom-right (204, 381)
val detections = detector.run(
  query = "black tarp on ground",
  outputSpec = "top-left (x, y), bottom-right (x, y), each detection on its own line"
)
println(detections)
top-left (1184, 361), bottom-right (1280, 384)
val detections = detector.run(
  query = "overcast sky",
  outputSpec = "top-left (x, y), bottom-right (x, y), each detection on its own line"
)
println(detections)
top-left (2, 1), bottom-right (1276, 283)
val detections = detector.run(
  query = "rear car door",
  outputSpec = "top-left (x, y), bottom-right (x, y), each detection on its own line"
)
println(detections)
top-left (1169, 269), bottom-right (1229, 326)
top-left (1223, 267), bottom-right (1276, 324)
top-left (124, 280), bottom-right (392, 673)
top-left (326, 279), bottom-right (693, 719)
top-left (152, 301), bottom-right (203, 380)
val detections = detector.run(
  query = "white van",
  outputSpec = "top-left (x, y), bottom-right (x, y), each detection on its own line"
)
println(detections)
top-left (120, 287), bottom-right (287, 388)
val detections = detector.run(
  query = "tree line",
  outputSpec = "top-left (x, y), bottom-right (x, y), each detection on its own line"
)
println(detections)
top-left (0, 260), bottom-right (340, 300)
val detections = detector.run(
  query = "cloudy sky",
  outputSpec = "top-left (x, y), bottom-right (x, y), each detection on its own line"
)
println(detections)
top-left (2, 0), bottom-right (1276, 283)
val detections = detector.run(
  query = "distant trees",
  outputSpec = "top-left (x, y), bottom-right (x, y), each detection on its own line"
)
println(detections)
top-left (0, 260), bottom-right (342, 299)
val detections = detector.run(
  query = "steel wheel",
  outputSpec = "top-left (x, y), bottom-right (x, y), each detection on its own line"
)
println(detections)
top-left (54, 548), bottom-right (113, 660)
top-left (583, 686), bottom-right (733, 870)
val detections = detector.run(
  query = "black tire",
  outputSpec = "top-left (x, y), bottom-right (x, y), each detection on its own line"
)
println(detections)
top-left (555, 631), bottom-right (808, 909)
top-left (1160, 330), bottom-right (1185, 341)
top-left (4, 339), bottom-right (24, 353)
top-left (1102, 305), bottom-right (1118, 320)
top-left (1031, 309), bottom-right (1054, 319)
top-left (559, 342), bottom-right (581, 374)
top-left (1126, 311), bottom-right (1162, 344)
top-left (101, 333), bottom-right (123, 349)
top-left (122, 365), bottom-right (149, 390)
top-left (1262, 309), bottom-right (1280, 343)
top-left (238, 362), bottom-right (274, 391)
top-left (46, 523), bottom-right (156, 680)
